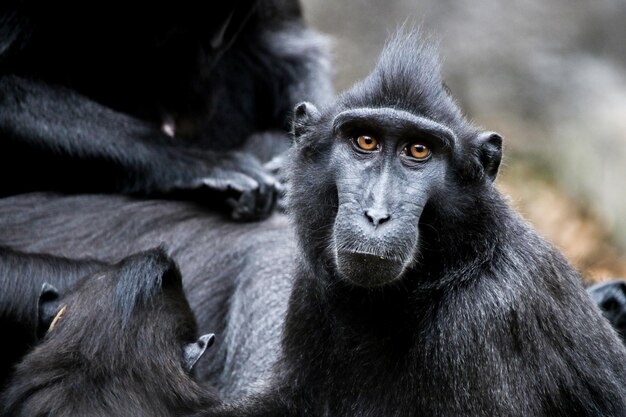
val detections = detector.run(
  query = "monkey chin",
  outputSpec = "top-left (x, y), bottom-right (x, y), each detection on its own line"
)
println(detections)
top-left (335, 251), bottom-right (406, 288)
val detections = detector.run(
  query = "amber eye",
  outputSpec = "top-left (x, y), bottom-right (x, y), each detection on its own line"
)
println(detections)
top-left (407, 143), bottom-right (431, 160)
top-left (355, 135), bottom-right (379, 151)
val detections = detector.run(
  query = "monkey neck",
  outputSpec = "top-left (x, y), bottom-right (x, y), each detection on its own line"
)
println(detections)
top-left (277, 262), bottom-right (434, 405)
top-left (284, 260), bottom-right (425, 355)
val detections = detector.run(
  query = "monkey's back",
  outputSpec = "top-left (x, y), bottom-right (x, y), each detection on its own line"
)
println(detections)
top-left (0, 192), bottom-right (296, 399)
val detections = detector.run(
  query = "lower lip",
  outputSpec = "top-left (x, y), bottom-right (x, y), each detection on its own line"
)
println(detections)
top-left (335, 250), bottom-right (405, 287)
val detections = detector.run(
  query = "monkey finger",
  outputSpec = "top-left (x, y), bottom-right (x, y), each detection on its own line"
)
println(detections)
top-left (200, 171), bottom-right (259, 194)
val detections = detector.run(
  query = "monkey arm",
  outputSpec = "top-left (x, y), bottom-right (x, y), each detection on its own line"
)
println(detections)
top-left (0, 75), bottom-right (278, 220)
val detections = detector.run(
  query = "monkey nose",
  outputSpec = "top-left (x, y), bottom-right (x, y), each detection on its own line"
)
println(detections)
top-left (364, 208), bottom-right (391, 227)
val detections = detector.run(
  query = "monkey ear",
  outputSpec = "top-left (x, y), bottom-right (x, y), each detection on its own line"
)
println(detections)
top-left (292, 101), bottom-right (321, 142)
top-left (183, 333), bottom-right (215, 371)
top-left (476, 132), bottom-right (503, 182)
top-left (37, 283), bottom-right (64, 339)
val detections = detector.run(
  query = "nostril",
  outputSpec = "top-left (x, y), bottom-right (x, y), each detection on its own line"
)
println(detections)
top-left (378, 213), bottom-right (391, 225)
top-left (364, 209), bottom-right (391, 227)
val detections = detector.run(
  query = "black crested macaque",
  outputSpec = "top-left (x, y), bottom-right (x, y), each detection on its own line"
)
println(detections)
top-left (0, 0), bottom-right (331, 220)
top-left (0, 246), bottom-right (105, 390)
top-left (198, 31), bottom-right (626, 417)
top-left (0, 32), bottom-right (625, 416)
top-left (1, 248), bottom-right (216, 417)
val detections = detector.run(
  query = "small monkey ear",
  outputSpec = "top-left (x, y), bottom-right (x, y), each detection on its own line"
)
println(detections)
top-left (183, 334), bottom-right (215, 371)
top-left (476, 132), bottom-right (503, 182)
top-left (37, 283), bottom-right (64, 339)
top-left (292, 102), bottom-right (321, 142)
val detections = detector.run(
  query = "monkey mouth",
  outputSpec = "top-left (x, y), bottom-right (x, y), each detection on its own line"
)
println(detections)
top-left (335, 250), bottom-right (406, 287)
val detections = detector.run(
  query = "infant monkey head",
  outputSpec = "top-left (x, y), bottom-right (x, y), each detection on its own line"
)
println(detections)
top-left (2, 248), bottom-right (215, 417)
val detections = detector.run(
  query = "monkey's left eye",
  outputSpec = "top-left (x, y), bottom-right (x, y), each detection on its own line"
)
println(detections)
top-left (404, 143), bottom-right (431, 160)
top-left (354, 135), bottom-right (380, 151)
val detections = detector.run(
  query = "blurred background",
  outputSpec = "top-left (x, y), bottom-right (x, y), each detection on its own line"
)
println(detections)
top-left (302, 0), bottom-right (626, 282)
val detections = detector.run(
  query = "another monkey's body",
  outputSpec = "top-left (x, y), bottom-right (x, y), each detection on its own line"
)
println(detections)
top-left (0, 0), bottom-right (332, 220)
top-left (0, 199), bottom-right (293, 400)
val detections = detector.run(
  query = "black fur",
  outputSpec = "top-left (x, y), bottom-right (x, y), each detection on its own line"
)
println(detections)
top-left (0, 248), bottom-right (216, 417)
top-left (0, 246), bottom-right (105, 390)
top-left (0, 0), bottom-right (331, 220)
top-left (588, 280), bottom-right (626, 344)
top-left (0, 32), bottom-right (624, 416)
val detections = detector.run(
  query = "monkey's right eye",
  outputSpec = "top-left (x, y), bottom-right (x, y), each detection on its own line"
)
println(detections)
top-left (354, 135), bottom-right (380, 151)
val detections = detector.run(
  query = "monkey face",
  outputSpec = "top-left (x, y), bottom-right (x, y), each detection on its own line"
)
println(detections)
top-left (327, 107), bottom-right (452, 287)
top-left (290, 104), bottom-right (452, 287)
top-left (290, 102), bottom-right (501, 288)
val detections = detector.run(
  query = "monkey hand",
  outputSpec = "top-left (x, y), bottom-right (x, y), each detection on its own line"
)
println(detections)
top-left (264, 153), bottom-right (289, 212)
top-left (150, 148), bottom-right (280, 220)
top-left (192, 151), bottom-right (280, 221)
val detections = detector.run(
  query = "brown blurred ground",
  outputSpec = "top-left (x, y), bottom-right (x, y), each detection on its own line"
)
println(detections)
top-left (498, 161), bottom-right (626, 283)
